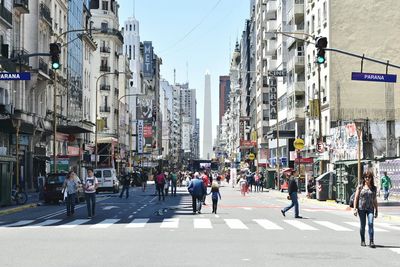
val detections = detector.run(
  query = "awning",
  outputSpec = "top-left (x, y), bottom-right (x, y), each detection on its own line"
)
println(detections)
top-left (335, 159), bottom-right (371, 167)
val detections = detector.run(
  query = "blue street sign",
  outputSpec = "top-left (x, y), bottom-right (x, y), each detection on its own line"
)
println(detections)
top-left (0, 72), bottom-right (31, 80)
top-left (351, 72), bottom-right (397, 83)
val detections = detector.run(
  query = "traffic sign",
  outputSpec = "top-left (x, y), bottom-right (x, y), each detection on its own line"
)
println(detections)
top-left (351, 72), bottom-right (397, 83)
top-left (0, 72), bottom-right (31, 80)
top-left (248, 153), bottom-right (255, 161)
top-left (317, 141), bottom-right (324, 153)
top-left (293, 138), bottom-right (305, 150)
top-left (268, 70), bottom-right (287, 77)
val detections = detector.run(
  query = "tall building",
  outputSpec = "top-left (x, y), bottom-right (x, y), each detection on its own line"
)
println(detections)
top-left (202, 72), bottom-right (213, 159)
top-left (219, 76), bottom-right (230, 124)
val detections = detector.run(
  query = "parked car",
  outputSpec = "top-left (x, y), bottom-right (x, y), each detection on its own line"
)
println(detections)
top-left (43, 173), bottom-right (85, 203)
top-left (94, 168), bottom-right (119, 193)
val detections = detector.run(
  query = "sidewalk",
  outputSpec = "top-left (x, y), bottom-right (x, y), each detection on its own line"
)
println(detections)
top-left (0, 192), bottom-right (41, 216)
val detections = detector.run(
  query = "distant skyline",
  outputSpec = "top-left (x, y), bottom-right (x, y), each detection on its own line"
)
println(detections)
top-left (118, 0), bottom-right (250, 156)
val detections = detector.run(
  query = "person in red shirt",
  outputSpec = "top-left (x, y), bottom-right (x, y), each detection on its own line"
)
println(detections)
top-left (201, 171), bottom-right (210, 205)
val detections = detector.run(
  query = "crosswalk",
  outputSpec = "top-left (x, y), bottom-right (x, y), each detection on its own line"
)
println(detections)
top-left (1, 217), bottom-right (399, 233)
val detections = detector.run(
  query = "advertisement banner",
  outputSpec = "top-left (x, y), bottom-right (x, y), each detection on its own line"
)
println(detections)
top-left (137, 120), bottom-right (144, 154)
top-left (269, 78), bottom-right (277, 119)
top-left (143, 41), bottom-right (154, 78)
top-left (329, 122), bottom-right (362, 162)
top-left (144, 124), bottom-right (152, 138)
top-left (136, 96), bottom-right (153, 120)
top-left (144, 122), bottom-right (153, 151)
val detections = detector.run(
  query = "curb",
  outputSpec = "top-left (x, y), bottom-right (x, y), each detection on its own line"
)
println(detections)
top-left (0, 202), bottom-right (38, 216)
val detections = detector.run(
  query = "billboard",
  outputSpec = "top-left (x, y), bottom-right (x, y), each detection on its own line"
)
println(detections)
top-left (143, 41), bottom-right (154, 78)
top-left (269, 78), bottom-right (277, 120)
top-left (136, 96), bottom-right (153, 120)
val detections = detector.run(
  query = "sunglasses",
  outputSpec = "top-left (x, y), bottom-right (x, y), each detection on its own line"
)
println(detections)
top-left (364, 176), bottom-right (372, 180)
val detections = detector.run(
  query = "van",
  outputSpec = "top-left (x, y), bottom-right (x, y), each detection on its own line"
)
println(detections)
top-left (94, 168), bottom-right (119, 193)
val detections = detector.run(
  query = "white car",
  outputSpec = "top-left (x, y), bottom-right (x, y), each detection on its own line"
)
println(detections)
top-left (94, 168), bottom-right (119, 193)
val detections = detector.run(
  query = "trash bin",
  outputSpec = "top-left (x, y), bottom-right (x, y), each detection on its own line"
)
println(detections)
top-left (316, 172), bottom-right (336, 201)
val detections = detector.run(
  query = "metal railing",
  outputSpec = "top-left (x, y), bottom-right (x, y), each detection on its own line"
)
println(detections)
top-left (100, 106), bottom-right (111, 112)
top-left (100, 65), bottom-right (111, 72)
top-left (0, 4), bottom-right (12, 25)
top-left (11, 48), bottom-right (30, 66)
top-left (100, 46), bottom-right (110, 53)
top-left (40, 3), bottom-right (52, 25)
top-left (38, 57), bottom-right (48, 74)
top-left (14, 0), bottom-right (29, 13)
top-left (100, 84), bottom-right (110, 91)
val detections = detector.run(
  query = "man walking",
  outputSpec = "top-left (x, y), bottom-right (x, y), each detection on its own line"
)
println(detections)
top-left (119, 170), bottom-right (130, 199)
top-left (381, 171), bottom-right (392, 201)
top-left (281, 172), bottom-right (302, 218)
top-left (169, 169), bottom-right (178, 197)
top-left (188, 172), bottom-right (207, 214)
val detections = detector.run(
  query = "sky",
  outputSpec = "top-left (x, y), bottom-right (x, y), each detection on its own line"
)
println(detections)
top-left (118, 0), bottom-right (250, 156)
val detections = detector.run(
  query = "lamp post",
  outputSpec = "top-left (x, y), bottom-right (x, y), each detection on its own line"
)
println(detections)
top-left (94, 71), bottom-right (128, 168)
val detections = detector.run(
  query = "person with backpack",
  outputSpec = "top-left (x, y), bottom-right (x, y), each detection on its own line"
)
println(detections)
top-left (208, 182), bottom-right (222, 214)
top-left (380, 171), bottom-right (392, 201)
top-left (155, 169), bottom-right (166, 201)
top-left (353, 171), bottom-right (378, 248)
top-left (169, 170), bottom-right (178, 197)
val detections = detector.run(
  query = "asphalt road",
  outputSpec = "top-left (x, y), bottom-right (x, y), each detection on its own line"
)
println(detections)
top-left (0, 183), bottom-right (399, 267)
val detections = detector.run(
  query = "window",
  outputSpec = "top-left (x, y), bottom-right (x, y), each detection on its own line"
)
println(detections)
top-left (101, 57), bottom-right (108, 66)
top-left (129, 45), bottom-right (132, 59)
top-left (102, 1), bottom-right (108, 11)
top-left (129, 24), bottom-right (132, 31)
top-left (263, 93), bottom-right (268, 104)
top-left (101, 22), bottom-right (108, 32)
top-left (311, 15), bottom-right (315, 33)
top-left (317, 9), bottom-right (321, 29)
top-left (133, 45), bottom-right (135, 60)
top-left (323, 2), bottom-right (327, 23)
top-left (263, 110), bottom-right (269, 121)
top-left (101, 117), bottom-right (108, 128)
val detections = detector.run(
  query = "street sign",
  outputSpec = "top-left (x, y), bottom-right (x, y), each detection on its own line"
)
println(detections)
top-left (351, 72), bottom-right (397, 83)
top-left (268, 70), bottom-right (287, 77)
top-left (317, 141), bottom-right (324, 153)
top-left (248, 153), bottom-right (255, 161)
top-left (293, 138), bottom-right (305, 150)
top-left (0, 72), bottom-right (31, 80)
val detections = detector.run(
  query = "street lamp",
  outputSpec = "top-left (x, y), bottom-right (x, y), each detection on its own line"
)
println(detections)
top-left (94, 71), bottom-right (128, 168)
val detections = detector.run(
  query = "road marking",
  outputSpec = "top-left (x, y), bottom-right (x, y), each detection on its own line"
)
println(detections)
top-left (56, 219), bottom-right (90, 228)
top-left (126, 218), bottom-right (149, 228)
top-left (375, 222), bottom-right (400, 231)
top-left (313, 221), bottom-right (353, 231)
top-left (389, 248), bottom-right (400, 254)
top-left (344, 222), bottom-right (389, 232)
top-left (284, 220), bottom-right (318, 231)
top-left (1, 220), bottom-right (34, 227)
top-left (253, 219), bottom-right (283, 230)
top-left (243, 207), bottom-right (253, 210)
top-left (24, 219), bottom-right (62, 228)
top-left (160, 218), bottom-right (179, 228)
top-left (224, 219), bottom-right (248, 229)
top-left (194, 219), bottom-right (212, 229)
top-left (215, 215), bottom-right (220, 218)
top-left (90, 219), bottom-right (120, 229)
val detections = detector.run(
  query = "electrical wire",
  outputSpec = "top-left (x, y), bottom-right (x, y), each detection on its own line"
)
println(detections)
top-left (159, 0), bottom-right (223, 53)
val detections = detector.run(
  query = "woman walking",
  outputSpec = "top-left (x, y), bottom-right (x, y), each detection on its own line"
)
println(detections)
top-left (353, 171), bottom-right (378, 248)
top-left (209, 182), bottom-right (221, 214)
top-left (83, 168), bottom-right (98, 219)
top-left (62, 171), bottom-right (80, 216)
top-left (155, 169), bottom-right (166, 201)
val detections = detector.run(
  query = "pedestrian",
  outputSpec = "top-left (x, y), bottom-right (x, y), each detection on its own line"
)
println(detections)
top-left (254, 172), bottom-right (260, 192)
top-left (62, 171), bottom-right (80, 216)
top-left (353, 171), bottom-right (378, 248)
top-left (169, 169), bottom-right (178, 197)
top-left (188, 172), bottom-right (207, 214)
top-left (164, 172), bottom-right (170, 197)
top-left (141, 169), bottom-right (148, 192)
top-left (281, 172), bottom-right (302, 218)
top-left (307, 178), bottom-right (315, 199)
top-left (259, 172), bottom-right (265, 192)
top-left (208, 182), bottom-right (221, 214)
top-left (380, 171), bottom-right (392, 201)
top-left (155, 169), bottom-right (166, 201)
top-left (83, 168), bottom-right (98, 219)
top-left (119, 170), bottom-right (130, 199)
top-left (201, 171), bottom-right (210, 205)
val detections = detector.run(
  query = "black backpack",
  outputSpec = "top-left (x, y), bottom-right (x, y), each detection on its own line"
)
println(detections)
top-left (349, 192), bottom-right (356, 208)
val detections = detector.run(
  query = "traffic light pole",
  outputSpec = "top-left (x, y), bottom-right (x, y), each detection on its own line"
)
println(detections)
top-left (53, 70), bottom-right (58, 173)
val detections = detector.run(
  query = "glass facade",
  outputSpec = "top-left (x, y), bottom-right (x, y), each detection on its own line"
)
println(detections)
top-left (67, 0), bottom-right (84, 119)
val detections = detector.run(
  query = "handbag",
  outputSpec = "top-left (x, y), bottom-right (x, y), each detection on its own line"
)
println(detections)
top-left (287, 195), bottom-right (291, 200)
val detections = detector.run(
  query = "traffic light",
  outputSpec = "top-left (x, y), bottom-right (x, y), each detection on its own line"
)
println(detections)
top-left (315, 37), bottom-right (328, 64)
top-left (49, 43), bottom-right (61, 70)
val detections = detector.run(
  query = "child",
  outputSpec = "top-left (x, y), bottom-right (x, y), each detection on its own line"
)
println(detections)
top-left (208, 182), bottom-right (221, 214)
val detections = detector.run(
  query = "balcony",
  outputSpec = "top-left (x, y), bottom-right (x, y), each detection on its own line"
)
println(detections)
top-left (38, 57), bottom-right (49, 75)
top-left (263, 39), bottom-right (276, 57)
top-left (287, 0), bottom-right (304, 24)
top-left (100, 84), bottom-right (110, 91)
top-left (100, 46), bottom-right (110, 53)
top-left (100, 65), bottom-right (110, 72)
top-left (287, 24), bottom-right (304, 48)
top-left (266, 20), bottom-right (277, 33)
top-left (11, 48), bottom-right (30, 67)
top-left (14, 0), bottom-right (29, 13)
top-left (266, 58), bottom-right (277, 71)
top-left (93, 27), bottom-right (124, 43)
top-left (0, 4), bottom-right (12, 28)
top-left (40, 3), bottom-right (52, 26)
top-left (100, 106), bottom-right (111, 113)
top-left (264, 0), bottom-right (277, 20)
top-left (288, 55), bottom-right (305, 73)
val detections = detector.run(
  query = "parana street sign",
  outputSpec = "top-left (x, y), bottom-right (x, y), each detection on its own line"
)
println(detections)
top-left (351, 72), bottom-right (397, 83)
top-left (0, 72), bottom-right (31, 80)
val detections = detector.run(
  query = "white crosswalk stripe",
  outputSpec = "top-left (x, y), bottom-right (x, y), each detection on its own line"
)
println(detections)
top-left (284, 220), bottom-right (318, 231)
top-left (375, 222), bottom-right (400, 231)
top-left (56, 219), bottom-right (90, 228)
top-left (194, 218), bottom-right (212, 229)
top-left (24, 219), bottom-right (62, 228)
top-left (389, 248), bottom-right (400, 254)
top-left (90, 219), bottom-right (120, 229)
top-left (160, 218), bottom-right (179, 228)
top-left (313, 221), bottom-right (353, 231)
top-left (253, 219), bottom-right (283, 230)
top-left (344, 222), bottom-right (389, 232)
top-left (1, 220), bottom-right (34, 227)
top-left (126, 218), bottom-right (149, 228)
top-left (224, 219), bottom-right (248, 229)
